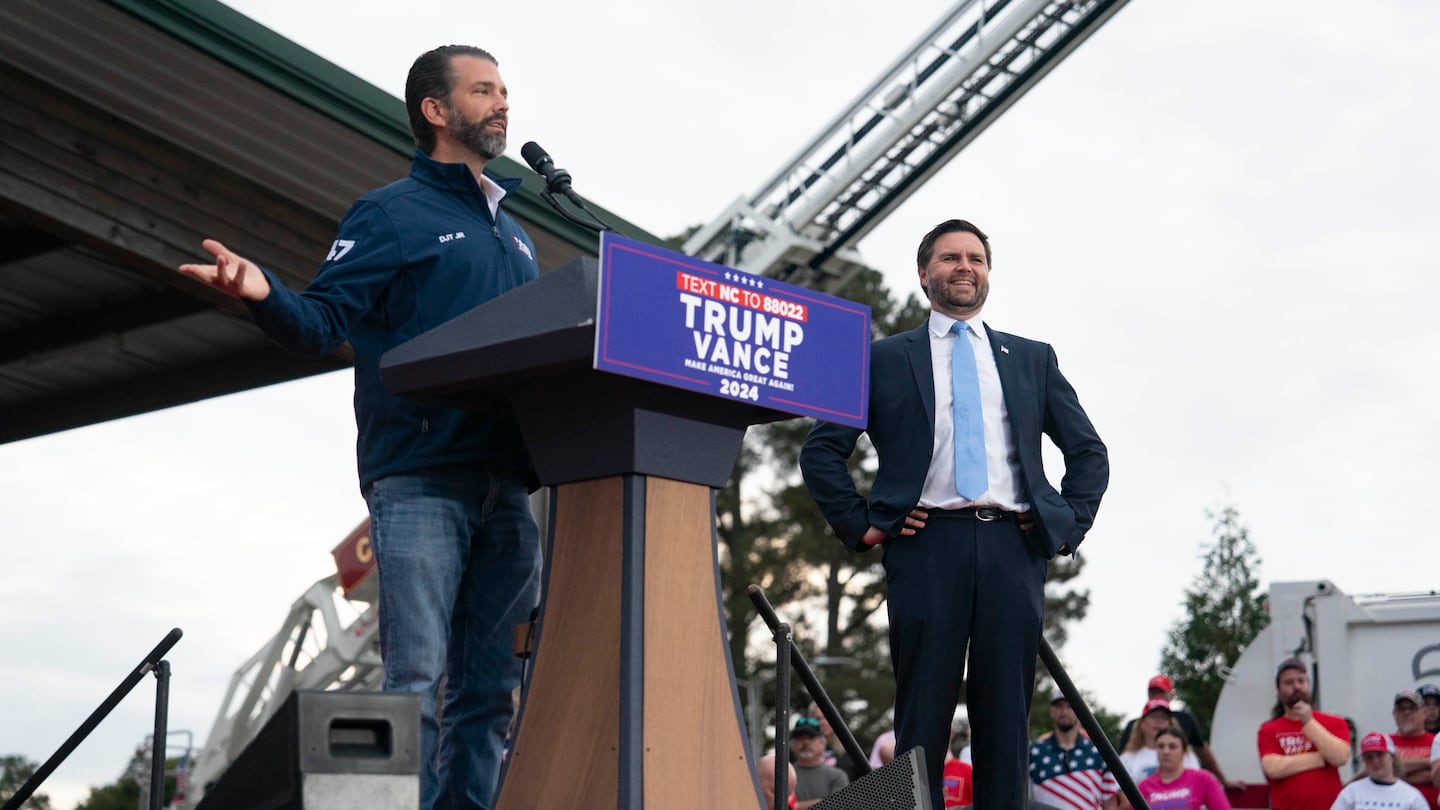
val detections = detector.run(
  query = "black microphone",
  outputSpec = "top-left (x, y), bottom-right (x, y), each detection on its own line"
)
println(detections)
top-left (519, 141), bottom-right (614, 232)
top-left (520, 141), bottom-right (583, 205)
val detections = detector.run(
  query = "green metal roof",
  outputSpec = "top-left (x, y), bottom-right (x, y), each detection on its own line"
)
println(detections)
top-left (102, 0), bottom-right (659, 253)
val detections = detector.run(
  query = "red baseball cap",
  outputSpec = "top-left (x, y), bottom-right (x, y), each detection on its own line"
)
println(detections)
top-left (1141, 698), bottom-right (1172, 717)
top-left (1148, 674), bottom-right (1174, 692)
top-left (1360, 732), bottom-right (1394, 754)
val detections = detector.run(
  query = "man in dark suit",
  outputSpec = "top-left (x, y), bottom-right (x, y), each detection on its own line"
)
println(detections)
top-left (800, 219), bottom-right (1108, 810)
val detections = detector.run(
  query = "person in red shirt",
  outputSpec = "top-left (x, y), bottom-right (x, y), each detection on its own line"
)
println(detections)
top-left (1256, 657), bottom-right (1349, 810)
top-left (944, 755), bottom-right (974, 808)
top-left (1387, 689), bottom-right (1438, 808)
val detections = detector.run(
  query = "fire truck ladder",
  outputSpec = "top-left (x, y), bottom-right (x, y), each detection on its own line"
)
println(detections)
top-left (184, 573), bottom-right (381, 803)
top-left (683, 0), bottom-right (1132, 293)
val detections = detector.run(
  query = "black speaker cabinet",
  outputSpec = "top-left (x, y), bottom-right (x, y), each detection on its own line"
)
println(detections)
top-left (196, 690), bottom-right (420, 810)
top-left (813, 746), bottom-right (932, 810)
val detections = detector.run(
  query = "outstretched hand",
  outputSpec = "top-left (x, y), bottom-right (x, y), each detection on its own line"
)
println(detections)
top-left (178, 239), bottom-right (272, 302)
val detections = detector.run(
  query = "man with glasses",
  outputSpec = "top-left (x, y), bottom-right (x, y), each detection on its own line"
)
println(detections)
top-left (806, 703), bottom-right (861, 780)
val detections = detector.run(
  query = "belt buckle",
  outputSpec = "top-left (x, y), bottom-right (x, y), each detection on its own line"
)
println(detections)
top-left (975, 507), bottom-right (1002, 522)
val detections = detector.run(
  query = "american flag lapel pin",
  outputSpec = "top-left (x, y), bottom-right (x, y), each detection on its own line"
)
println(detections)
top-left (1000, 345), bottom-right (1009, 355)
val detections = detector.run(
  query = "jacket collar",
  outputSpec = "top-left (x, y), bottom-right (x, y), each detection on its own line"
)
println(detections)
top-left (905, 322), bottom-right (937, 433)
top-left (409, 148), bottom-right (524, 198)
top-left (903, 318), bottom-right (1012, 434)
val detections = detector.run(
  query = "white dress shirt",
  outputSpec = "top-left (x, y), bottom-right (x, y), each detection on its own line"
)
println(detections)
top-left (478, 173), bottom-right (506, 218)
top-left (917, 310), bottom-right (1030, 512)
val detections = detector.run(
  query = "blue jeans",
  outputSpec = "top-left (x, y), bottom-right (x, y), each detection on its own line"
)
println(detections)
top-left (364, 468), bottom-right (541, 810)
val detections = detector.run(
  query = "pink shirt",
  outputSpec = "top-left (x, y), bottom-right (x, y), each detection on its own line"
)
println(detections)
top-left (1138, 768), bottom-right (1232, 810)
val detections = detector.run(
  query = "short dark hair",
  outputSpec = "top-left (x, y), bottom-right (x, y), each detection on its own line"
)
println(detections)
top-left (1154, 725), bottom-right (1189, 751)
top-left (916, 219), bottom-right (992, 268)
top-left (405, 45), bottom-right (498, 154)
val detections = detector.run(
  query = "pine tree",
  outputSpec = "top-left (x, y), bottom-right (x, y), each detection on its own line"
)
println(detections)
top-left (1159, 503), bottom-right (1269, 732)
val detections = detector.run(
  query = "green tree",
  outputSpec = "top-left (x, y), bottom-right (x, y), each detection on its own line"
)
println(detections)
top-left (1159, 502), bottom-right (1269, 732)
top-left (74, 775), bottom-right (140, 810)
top-left (74, 750), bottom-right (180, 810)
top-left (0, 754), bottom-right (52, 810)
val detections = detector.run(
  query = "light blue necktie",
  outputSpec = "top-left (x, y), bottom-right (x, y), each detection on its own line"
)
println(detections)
top-left (950, 321), bottom-right (987, 500)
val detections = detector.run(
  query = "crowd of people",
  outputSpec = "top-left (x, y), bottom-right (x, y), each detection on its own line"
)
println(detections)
top-left (1254, 660), bottom-right (1439, 810)
top-left (758, 667), bottom-right (1440, 810)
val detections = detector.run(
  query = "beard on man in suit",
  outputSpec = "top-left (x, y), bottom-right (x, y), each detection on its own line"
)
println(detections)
top-left (800, 219), bottom-right (1108, 810)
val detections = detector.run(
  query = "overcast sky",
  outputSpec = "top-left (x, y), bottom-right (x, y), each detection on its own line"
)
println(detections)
top-left (4, 0), bottom-right (1439, 806)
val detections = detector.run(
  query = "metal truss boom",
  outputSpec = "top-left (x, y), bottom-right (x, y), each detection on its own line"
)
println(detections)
top-left (683, 0), bottom-right (1132, 293)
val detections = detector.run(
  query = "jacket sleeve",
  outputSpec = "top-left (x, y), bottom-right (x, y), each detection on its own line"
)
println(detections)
top-left (1041, 344), bottom-right (1108, 551)
top-left (799, 419), bottom-right (874, 553)
top-left (245, 199), bottom-right (404, 356)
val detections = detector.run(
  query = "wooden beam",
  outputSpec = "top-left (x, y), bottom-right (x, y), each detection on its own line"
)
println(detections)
top-left (0, 345), bottom-right (347, 444)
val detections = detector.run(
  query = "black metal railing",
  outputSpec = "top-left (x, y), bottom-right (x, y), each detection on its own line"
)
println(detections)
top-left (2, 627), bottom-right (182, 810)
top-left (747, 585), bottom-right (1149, 810)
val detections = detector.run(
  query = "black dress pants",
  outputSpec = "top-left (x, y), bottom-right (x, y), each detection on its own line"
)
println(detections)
top-left (884, 513), bottom-right (1047, 810)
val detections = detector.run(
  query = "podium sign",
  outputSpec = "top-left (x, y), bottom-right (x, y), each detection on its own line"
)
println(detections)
top-left (380, 243), bottom-right (879, 807)
top-left (595, 233), bottom-right (869, 429)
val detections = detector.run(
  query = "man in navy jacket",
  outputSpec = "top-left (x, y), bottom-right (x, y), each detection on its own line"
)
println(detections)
top-left (800, 219), bottom-right (1107, 810)
top-left (181, 46), bottom-right (540, 810)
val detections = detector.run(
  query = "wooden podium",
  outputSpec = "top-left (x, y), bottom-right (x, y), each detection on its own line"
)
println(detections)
top-left (380, 257), bottom-right (792, 809)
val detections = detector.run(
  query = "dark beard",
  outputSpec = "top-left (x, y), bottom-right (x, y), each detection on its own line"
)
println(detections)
top-left (447, 107), bottom-right (506, 160)
top-left (1056, 720), bottom-right (1077, 733)
top-left (1284, 689), bottom-right (1312, 707)
top-left (925, 275), bottom-right (988, 315)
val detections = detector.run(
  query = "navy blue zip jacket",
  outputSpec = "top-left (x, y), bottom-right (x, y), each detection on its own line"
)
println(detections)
top-left (247, 149), bottom-right (540, 489)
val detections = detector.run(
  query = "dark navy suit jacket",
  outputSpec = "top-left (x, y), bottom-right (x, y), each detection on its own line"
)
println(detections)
top-left (800, 321), bottom-right (1108, 558)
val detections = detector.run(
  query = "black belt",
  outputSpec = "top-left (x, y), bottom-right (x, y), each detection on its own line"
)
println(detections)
top-left (928, 506), bottom-right (1019, 522)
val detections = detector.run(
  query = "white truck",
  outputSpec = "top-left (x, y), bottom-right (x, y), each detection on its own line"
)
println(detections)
top-left (1209, 580), bottom-right (1440, 794)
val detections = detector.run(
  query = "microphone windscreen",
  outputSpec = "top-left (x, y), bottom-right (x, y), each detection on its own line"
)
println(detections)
top-left (520, 141), bottom-right (550, 171)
